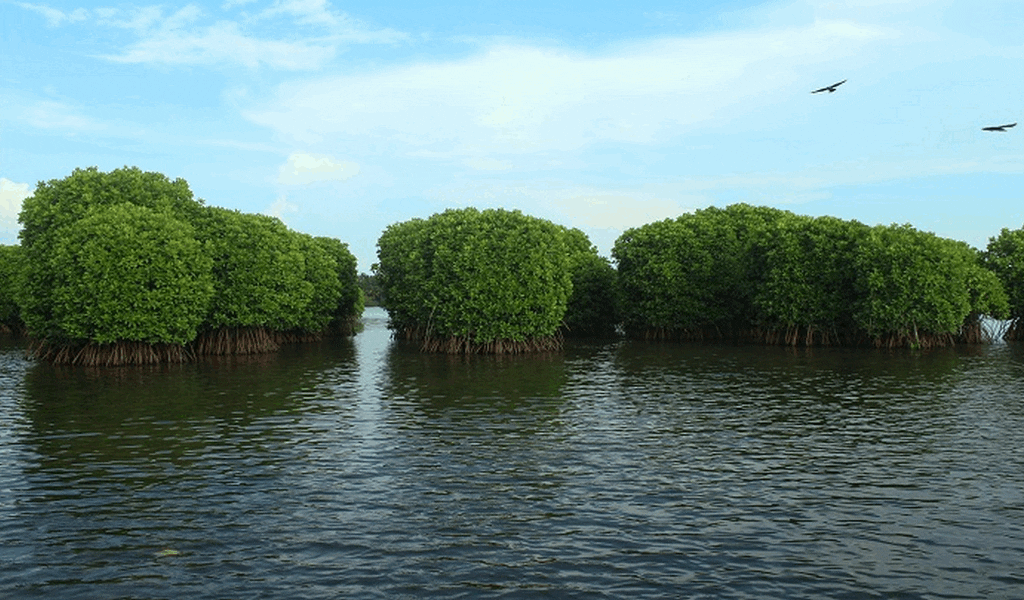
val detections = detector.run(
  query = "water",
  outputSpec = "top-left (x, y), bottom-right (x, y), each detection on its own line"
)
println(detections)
top-left (2, 306), bottom-right (1023, 599)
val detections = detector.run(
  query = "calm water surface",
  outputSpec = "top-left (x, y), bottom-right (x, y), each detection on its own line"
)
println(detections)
top-left (2, 307), bottom-right (1023, 598)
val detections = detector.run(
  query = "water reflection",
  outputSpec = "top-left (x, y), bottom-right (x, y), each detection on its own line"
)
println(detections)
top-left (3, 338), bottom-right (362, 599)
top-left (18, 338), bottom-right (359, 462)
top-left (1, 320), bottom-right (1023, 599)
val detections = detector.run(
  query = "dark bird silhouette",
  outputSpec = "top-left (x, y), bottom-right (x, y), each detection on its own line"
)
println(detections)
top-left (811, 79), bottom-right (846, 94)
top-left (982, 123), bottom-right (1017, 132)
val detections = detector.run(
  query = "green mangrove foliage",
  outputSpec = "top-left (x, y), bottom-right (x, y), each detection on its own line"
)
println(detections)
top-left (852, 225), bottom-right (1006, 347)
top-left (193, 207), bottom-right (313, 354)
top-left (755, 213), bottom-right (868, 345)
top-left (614, 204), bottom-right (1006, 348)
top-left (310, 235), bottom-right (363, 335)
top-left (613, 204), bottom-right (772, 338)
top-left (15, 166), bottom-right (362, 365)
top-left (375, 207), bottom-right (581, 353)
top-left (0, 245), bottom-right (23, 334)
top-left (561, 227), bottom-right (620, 337)
top-left (983, 227), bottom-right (1024, 339)
top-left (357, 273), bottom-right (382, 306)
top-left (46, 203), bottom-right (213, 362)
top-left (16, 166), bottom-right (204, 344)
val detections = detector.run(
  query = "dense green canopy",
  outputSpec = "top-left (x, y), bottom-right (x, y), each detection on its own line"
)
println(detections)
top-left (982, 227), bottom-right (1024, 338)
top-left (49, 203), bottom-right (213, 345)
top-left (312, 236), bottom-right (364, 333)
top-left (613, 204), bottom-right (1007, 347)
top-left (375, 207), bottom-right (593, 352)
top-left (17, 167), bottom-right (208, 341)
top-left (851, 224), bottom-right (1004, 345)
top-left (0, 245), bottom-right (22, 332)
top-left (5, 166), bottom-right (1016, 358)
top-left (195, 207), bottom-right (313, 331)
top-left (562, 227), bottom-right (620, 337)
top-left (11, 166), bottom-right (362, 363)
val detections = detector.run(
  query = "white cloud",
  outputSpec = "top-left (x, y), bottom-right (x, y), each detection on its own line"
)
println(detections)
top-left (550, 193), bottom-right (689, 230)
top-left (94, 5), bottom-right (164, 31)
top-left (430, 179), bottom-right (696, 230)
top-left (21, 100), bottom-right (105, 132)
top-left (258, 0), bottom-right (385, 32)
top-left (107, 20), bottom-right (339, 70)
top-left (16, 2), bottom-right (87, 26)
top-left (263, 194), bottom-right (298, 220)
top-left (17, 1), bottom-right (405, 70)
top-left (278, 152), bottom-right (360, 184)
top-left (1, 178), bottom-right (32, 240)
top-left (244, 19), bottom-right (892, 149)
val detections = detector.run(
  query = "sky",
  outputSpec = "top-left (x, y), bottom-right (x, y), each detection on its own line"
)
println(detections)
top-left (2, 0), bottom-right (1023, 272)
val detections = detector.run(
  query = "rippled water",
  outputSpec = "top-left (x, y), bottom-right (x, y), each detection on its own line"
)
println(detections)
top-left (2, 307), bottom-right (1023, 598)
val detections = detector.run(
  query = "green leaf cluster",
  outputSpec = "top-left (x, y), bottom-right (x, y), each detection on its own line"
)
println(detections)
top-left (613, 204), bottom-right (775, 334)
top-left (357, 272), bottom-right (383, 306)
top-left (375, 208), bottom-right (590, 344)
top-left (561, 227), bottom-right (620, 337)
top-left (311, 235), bottom-right (364, 329)
top-left (852, 224), bottom-right (1003, 340)
top-left (755, 213), bottom-right (867, 335)
top-left (982, 227), bottom-right (1024, 319)
top-left (17, 166), bottom-right (208, 341)
top-left (194, 207), bottom-right (314, 331)
top-left (13, 166), bottom-right (361, 351)
top-left (49, 203), bottom-right (213, 344)
top-left (0, 245), bottom-right (22, 330)
top-left (614, 204), bottom-right (1006, 345)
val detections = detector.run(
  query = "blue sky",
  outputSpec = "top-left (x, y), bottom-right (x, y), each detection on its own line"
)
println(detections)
top-left (2, 0), bottom-right (1022, 271)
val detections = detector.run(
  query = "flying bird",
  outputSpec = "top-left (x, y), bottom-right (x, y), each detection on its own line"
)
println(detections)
top-left (982, 123), bottom-right (1017, 132)
top-left (811, 79), bottom-right (846, 94)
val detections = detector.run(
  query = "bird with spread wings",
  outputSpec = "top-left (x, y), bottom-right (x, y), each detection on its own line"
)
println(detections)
top-left (810, 79), bottom-right (1015, 135)
top-left (811, 79), bottom-right (846, 94)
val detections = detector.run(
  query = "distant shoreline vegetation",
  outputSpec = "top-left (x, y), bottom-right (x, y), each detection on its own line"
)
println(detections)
top-left (1, 166), bottom-right (363, 366)
top-left (4, 167), bottom-right (1024, 360)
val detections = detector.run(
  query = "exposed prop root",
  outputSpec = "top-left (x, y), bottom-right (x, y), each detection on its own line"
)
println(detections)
top-left (27, 339), bottom-right (192, 366)
top-left (23, 321), bottom-right (352, 366)
top-left (323, 317), bottom-right (361, 337)
top-left (419, 335), bottom-right (562, 354)
top-left (870, 332), bottom-right (956, 350)
top-left (397, 327), bottom-right (562, 354)
top-left (273, 329), bottom-right (324, 345)
top-left (627, 323), bottom-right (972, 349)
top-left (192, 327), bottom-right (279, 355)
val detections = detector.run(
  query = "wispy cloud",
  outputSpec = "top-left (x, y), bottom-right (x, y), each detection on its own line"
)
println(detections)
top-left (544, 191), bottom-right (691, 230)
top-left (108, 20), bottom-right (339, 69)
top-left (257, 0), bottom-right (388, 35)
top-left (278, 152), bottom-right (360, 184)
top-left (16, 2), bottom-right (88, 26)
top-left (20, 100), bottom-right (106, 132)
top-left (263, 194), bottom-right (298, 220)
top-left (244, 19), bottom-right (892, 149)
top-left (424, 179), bottom-right (701, 257)
top-left (16, 1), bottom-right (406, 70)
top-left (93, 4), bottom-right (172, 31)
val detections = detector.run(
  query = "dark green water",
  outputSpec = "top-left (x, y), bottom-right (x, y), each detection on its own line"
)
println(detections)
top-left (2, 307), bottom-right (1023, 598)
